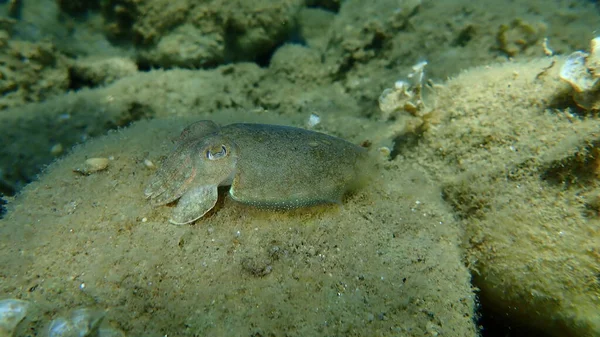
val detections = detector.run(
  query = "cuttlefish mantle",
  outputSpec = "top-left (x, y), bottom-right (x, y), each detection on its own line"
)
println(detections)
top-left (144, 120), bottom-right (367, 225)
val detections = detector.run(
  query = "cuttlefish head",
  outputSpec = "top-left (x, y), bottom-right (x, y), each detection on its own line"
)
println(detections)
top-left (145, 123), bottom-right (239, 224)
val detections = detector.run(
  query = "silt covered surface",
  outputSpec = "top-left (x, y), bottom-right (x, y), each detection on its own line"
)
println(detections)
top-left (0, 116), bottom-right (476, 336)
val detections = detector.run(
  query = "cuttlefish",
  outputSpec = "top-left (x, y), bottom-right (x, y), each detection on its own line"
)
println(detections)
top-left (145, 120), bottom-right (367, 224)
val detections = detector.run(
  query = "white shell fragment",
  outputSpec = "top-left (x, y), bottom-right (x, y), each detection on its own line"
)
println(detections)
top-left (378, 146), bottom-right (392, 160)
top-left (378, 87), bottom-right (402, 117)
top-left (143, 158), bottom-right (156, 169)
top-left (48, 308), bottom-right (105, 337)
top-left (306, 113), bottom-right (321, 128)
top-left (378, 60), bottom-right (428, 120)
top-left (74, 157), bottom-right (110, 175)
top-left (559, 51), bottom-right (598, 92)
top-left (0, 299), bottom-right (30, 337)
top-left (559, 36), bottom-right (600, 111)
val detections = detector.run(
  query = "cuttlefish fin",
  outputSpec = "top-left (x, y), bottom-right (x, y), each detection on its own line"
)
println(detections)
top-left (178, 120), bottom-right (220, 143)
top-left (169, 185), bottom-right (218, 225)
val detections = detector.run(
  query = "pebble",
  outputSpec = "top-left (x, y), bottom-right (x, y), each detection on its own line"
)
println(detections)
top-left (74, 157), bottom-right (110, 175)
top-left (50, 143), bottom-right (63, 156)
top-left (143, 159), bottom-right (156, 169)
top-left (378, 146), bottom-right (391, 160)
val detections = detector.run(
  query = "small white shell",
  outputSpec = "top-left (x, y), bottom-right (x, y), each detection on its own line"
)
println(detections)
top-left (48, 308), bottom-right (105, 337)
top-left (378, 88), bottom-right (399, 116)
top-left (378, 146), bottom-right (391, 160)
top-left (306, 113), bottom-right (321, 128)
top-left (74, 158), bottom-right (110, 175)
top-left (47, 318), bottom-right (71, 337)
top-left (559, 51), bottom-right (598, 92)
top-left (0, 299), bottom-right (30, 337)
top-left (559, 37), bottom-right (600, 110)
top-left (143, 158), bottom-right (156, 169)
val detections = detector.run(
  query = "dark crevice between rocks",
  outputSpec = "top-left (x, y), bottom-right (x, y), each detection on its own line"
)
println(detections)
top-left (104, 101), bottom-right (156, 129)
top-left (0, 169), bottom-right (26, 197)
top-left (389, 128), bottom-right (423, 160)
top-left (135, 59), bottom-right (154, 72)
top-left (306, 0), bottom-right (341, 13)
top-left (67, 67), bottom-right (97, 90)
top-left (545, 88), bottom-right (589, 119)
top-left (136, 25), bottom-right (306, 71)
top-left (451, 24), bottom-right (476, 47)
top-left (331, 28), bottom-right (393, 82)
top-left (254, 47), bottom-right (277, 68)
top-left (135, 48), bottom-right (225, 72)
top-left (0, 195), bottom-right (6, 219)
top-left (332, 56), bottom-right (356, 82)
top-left (286, 27), bottom-right (308, 47)
top-left (57, 0), bottom-right (100, 17)
top-left (255, 39), bottom-right (308, 68)
top-left (540, 140), bottom-right (600, 219)
top-left (540, 141), bottom-right (599, 189)
top-left (101, 0), bottom-right (138, 45)
top-left (364, 29), bottom-right (387, 53)
top-left (1, 0), bottom-right (22, 19)
top-left (476, 294), bottom-right (553, 337)
top-left (224, 24), bottom-right (306, 69)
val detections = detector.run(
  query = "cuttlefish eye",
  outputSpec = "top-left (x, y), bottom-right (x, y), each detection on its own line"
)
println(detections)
top-left (206, 145), bottom-right (228, 160)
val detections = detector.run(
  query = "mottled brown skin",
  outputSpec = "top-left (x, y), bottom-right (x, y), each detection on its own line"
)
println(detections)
top-left (145, 120), bottom-right (367, 224)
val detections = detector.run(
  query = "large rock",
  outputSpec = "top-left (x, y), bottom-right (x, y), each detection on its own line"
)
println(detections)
top-left (404, 57), bottom-right (600, 336)
top-left (0, 115), bottom-right (477, 336)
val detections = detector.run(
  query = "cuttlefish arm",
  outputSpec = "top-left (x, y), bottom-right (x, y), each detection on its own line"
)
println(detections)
top-left (145, 120), bottom-right (221, 204)
top-left (169, 184), bottom-right (218, 225)
top-left (145, 122), bottom-right (238, 224)
top-left (144, 140), bottom-right (200, 206)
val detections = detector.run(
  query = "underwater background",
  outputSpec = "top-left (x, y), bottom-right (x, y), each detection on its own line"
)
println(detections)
top-left (0, 0), bottom-right (599, 336)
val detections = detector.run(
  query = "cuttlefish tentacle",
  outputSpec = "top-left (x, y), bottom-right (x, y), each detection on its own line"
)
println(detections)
top-left (144, 140), bottom-right (199, 206)
top-left (145, 121), bottom-right (222, 205)
top-left (170, 184), bottom-right (219, 225)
